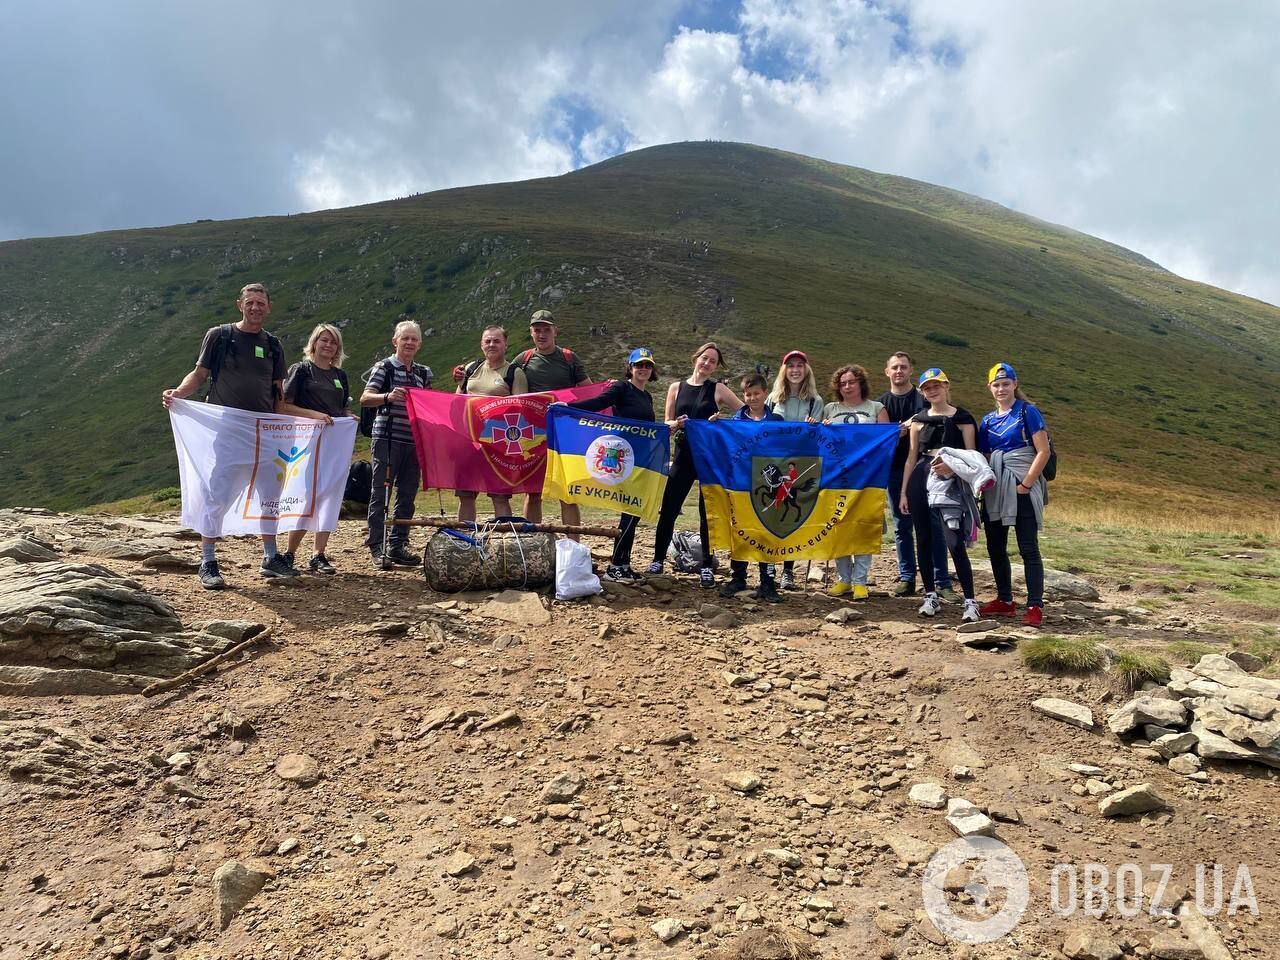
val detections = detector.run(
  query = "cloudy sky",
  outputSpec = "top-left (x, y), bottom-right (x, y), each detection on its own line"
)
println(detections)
top-left (3, 0), bottom-right (1277, 304)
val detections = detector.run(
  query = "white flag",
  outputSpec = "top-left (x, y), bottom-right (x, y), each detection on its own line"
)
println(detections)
top-left (168, 399), bottom-right (358, 538)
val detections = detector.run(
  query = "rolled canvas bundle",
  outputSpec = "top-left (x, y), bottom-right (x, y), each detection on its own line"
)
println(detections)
top-left (423, 523), bottom-right (557, 593)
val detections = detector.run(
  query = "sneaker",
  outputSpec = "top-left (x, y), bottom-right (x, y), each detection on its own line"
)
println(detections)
top-left (699, 567), bottom-right (716, 589)
top-left (309, 554), bottom-right (336, 575)
top-left (281, 551), bottom-right (296, 570)
top-left (385, 545), bottom-right (421, 567)
top-left (617, 565), bottom-right (644, 583)
top-left (260, 554), bottom-right (300, 579)
top-left (937, 585), bottom-right (961, 603)
top-left (918, 592), bottom-right (942, 617)
top-left (605, 564), bottom-right (639, 584)
top-left (1021, 606), bottom-right (1044, 628)
top-left (371, 550), bottom-right (391, 570)
top-left (893, 580), bottom-right (917, 597)
top-left (850, 584), bottom-right (869, 601)
top-left (962, 599), bottom-right (981, 623)
top-left (979, 599), bottom-right (1018, 618)
top-left (197, 560), bottom-right (226, 590)
top-left (827, 581), bottom-right (852, 597)
top-left (645, 561), bottom-right (664, 576)
top-left (756, 579), bottom-right (784, 604)
top-left (719, 578), bottom-right (749, 599)
top-left (780, 570), bottom-right (796, 590)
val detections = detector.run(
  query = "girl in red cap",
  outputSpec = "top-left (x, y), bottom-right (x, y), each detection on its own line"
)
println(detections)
top-left (767, 350), bottom-right (824, 589)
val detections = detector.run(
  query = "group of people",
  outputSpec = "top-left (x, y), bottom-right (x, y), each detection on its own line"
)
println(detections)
top-left (162, 285), bottom-right (1051, 627)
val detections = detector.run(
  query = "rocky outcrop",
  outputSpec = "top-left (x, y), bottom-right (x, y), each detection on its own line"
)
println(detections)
top-left (0, 713), bottom-right (139, 798)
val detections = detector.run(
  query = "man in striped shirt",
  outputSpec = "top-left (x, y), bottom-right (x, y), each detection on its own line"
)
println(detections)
top-left (359, 321), bottom-right (434, 567)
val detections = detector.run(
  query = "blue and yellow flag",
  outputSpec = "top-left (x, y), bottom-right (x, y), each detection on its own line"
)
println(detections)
top-left (685, 420), bottom-right (898, 562)
top-left (543, 406), bottom-right (670, 523)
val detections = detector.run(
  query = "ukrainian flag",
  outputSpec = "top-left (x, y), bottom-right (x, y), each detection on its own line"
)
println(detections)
top-left (543, 406), bottom-right (670, 523)
top-left (685, 420), bottom-right (898, 562)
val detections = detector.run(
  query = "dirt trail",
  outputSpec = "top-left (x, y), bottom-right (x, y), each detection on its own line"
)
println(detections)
top-left (1, 517), bottom-right (1276, 960)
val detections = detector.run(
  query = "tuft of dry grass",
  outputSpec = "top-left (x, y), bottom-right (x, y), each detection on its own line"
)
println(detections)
top-left (1022, 635), bottom-right (1106, 673)
top-left (710, 927), bottom-right (817, 960)
top-left (1111, 651), bottom-right (1172, 691)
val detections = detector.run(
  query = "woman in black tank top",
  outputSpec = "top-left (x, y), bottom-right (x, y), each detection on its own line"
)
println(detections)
top-left (647, 342), bottom-right (743, 586)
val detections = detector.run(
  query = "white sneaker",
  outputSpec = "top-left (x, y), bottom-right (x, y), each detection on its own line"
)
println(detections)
top-left (918, 592), bottom-right (942, 617)
top-left (961, 599), bottom-right (980, 622)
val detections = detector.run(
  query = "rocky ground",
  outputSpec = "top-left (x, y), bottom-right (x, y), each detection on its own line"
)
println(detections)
top-left (1, 507), bottom-right (1277, 960)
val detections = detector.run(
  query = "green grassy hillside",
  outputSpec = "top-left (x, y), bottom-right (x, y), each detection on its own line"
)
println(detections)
top-left (1, 141), bottom-right (1277, 525)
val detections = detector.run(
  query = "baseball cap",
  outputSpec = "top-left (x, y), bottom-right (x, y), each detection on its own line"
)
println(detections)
top-left (918, 367), bottom-right (949, 386)
top-left (781, 350), bottom-right (808, 365)
top-left (987, 362), bottom-right (1017, 383)
top-left (628, 347), bottom-right (656, 366)
top-left (530, 309), bottom-right (555, 325)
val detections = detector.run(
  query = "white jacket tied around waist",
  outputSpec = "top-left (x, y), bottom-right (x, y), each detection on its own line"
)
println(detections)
top-left (926, 448), bottom-right (995, 544)
top-left (985, 445), bottom-right (1046, 529)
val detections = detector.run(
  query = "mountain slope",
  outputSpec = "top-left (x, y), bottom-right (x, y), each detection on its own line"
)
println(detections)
top-left (1, 141), bottom-right (1277, 521)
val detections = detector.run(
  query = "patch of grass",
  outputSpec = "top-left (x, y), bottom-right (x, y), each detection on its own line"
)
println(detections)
top-left (1022, 635), bottom-right (1106, 673)
top-left (1232, 625), bottom-right (1280, 667)
top-left (1165, 640), bottom-right (1218, 665)
top-left (1111, 651), bottom-right (1172, 691)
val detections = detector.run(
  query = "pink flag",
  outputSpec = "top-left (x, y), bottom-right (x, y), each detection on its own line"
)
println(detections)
top-left (405, 384), bottom-right (611, 494)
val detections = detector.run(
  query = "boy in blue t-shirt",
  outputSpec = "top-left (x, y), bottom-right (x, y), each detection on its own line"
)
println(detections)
top-left (719, 373), bottom-right (784, 603)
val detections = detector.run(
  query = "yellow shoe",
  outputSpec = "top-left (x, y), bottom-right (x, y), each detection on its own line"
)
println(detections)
top-left (828, 581), bottom-right (852, 597)
top-left (851, 584), bottom-right (869, 601)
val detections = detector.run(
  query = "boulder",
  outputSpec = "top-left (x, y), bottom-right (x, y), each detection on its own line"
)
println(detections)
top-left (1107, 696), bottom-right (1189, 735)
top-left (1225, 650), bottom-right (1265, 673)
top-left (1191, 698), bottom-right (1280, 750)
top-left (1098, 783), bottom-right (1167, 817)
top-left (1191, 654), bottom-right (1280, 700)
top-left (1032, 697), bottom-right (1095, 730)
top-left (476, 590), bottom-right (551, 626)
top-left (1012, 564), bottom-right (1099, 601)
top-left (212, 860), bottom-right (273, 930)
top-left (1190, 721), bottom-right (1279, 767)
top-left (0, 536), bottom-right (58, 563)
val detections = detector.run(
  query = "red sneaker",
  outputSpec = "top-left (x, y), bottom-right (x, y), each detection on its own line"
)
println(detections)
top-left (1021, 606), bottom-right (1044, 628)
top-left (979, 599), bottom-right (1018, 618)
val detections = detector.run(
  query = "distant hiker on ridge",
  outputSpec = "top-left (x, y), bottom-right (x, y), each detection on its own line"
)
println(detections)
top-left (161, 282), bottom-right (294, 589)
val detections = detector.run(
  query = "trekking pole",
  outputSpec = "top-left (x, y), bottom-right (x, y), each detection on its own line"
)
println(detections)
top-left (380, 445), bottom-right (395, 571)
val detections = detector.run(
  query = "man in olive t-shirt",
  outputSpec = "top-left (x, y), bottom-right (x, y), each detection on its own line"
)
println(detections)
top-left (161, 282), bottom-right (296, 589)
top-left (522, 310), bottom-right (589, 529)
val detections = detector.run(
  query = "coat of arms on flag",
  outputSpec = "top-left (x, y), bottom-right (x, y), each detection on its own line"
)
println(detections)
top-left (466, 394), bottom-right (550, 485)
top-left (752, 455), bottom-right (820, 539)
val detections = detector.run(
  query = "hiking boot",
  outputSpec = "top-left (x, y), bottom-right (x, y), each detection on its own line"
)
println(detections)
top-left (893, 580), bottom-right (917, 597)
top-left (918, 592), bottom-right (942, 617)
top-left (979, 598), bottom-right (1018, 618)
top-left (827, 581), bottom-right (852, 597)
top-left (937, 585), bottom-right (961, 603)
top-left (962, 599), bottom-right (981, 623)
top-left (850, 584), bottom-right (869, 601)
top-left (719, 578), bottom-right (749, 599)
top-left (309, 554), bottom-right (336, 575)
top-left (756, 579), bottom-right (784, 604)
top-left (645, 561), bottom-right (664, 576)
top-left (197, 560), bottom-right (226, 591)
top-left (1021, 606), bottom-right (1044, 628)
top-left (261, 554), bottom-right (300, 579)
top-left (385, 545), bottom-right (421, 567)
top-left (699, 567), bottom-right (716, 589)
top-left (779, 569), bottom-right (796, 590)
top-left (371, 550), bottom-right (392, 570)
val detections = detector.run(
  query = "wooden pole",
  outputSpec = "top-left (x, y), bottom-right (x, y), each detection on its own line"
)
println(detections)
top-left (139, 626), bottom-right (274, 698)
top-left (392, 517), bottom-right (621, 538)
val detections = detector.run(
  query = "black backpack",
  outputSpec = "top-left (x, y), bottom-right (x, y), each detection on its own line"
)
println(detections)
top-left (205, 323), bottom-right (284, 399)
top-left (461, 358), bottom-right (519, 394)
top-left (359, 359), bottom-right (430, 437)
top-left (344, 460), bottom-right (373, 503)
top-left (1019, 403), bottom-right (1057, 481)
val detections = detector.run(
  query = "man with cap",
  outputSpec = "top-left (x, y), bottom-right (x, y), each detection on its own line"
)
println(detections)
top-left (520, 309), bottom-right (590, 526)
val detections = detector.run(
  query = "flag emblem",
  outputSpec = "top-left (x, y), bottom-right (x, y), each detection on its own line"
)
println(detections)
top-left (586, 435), bottom-right (634, 486)
top-left (466, 394), bottom-right (549, 485)
top-left (752, 455), bottom-right (820, 538)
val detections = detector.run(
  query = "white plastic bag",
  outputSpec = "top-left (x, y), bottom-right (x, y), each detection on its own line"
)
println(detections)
top-left (554, 538), bottom-right (602, 600)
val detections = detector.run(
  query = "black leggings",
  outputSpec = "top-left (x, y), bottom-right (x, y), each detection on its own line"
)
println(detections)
top-left (652, 445), bottom-right (710, 566)
top-left (906, 461), bottom-right (974, 599)
top-left (613, 514), bottom-right (640, 566)
top-left (983, 494), bottom-right (1044, 607)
